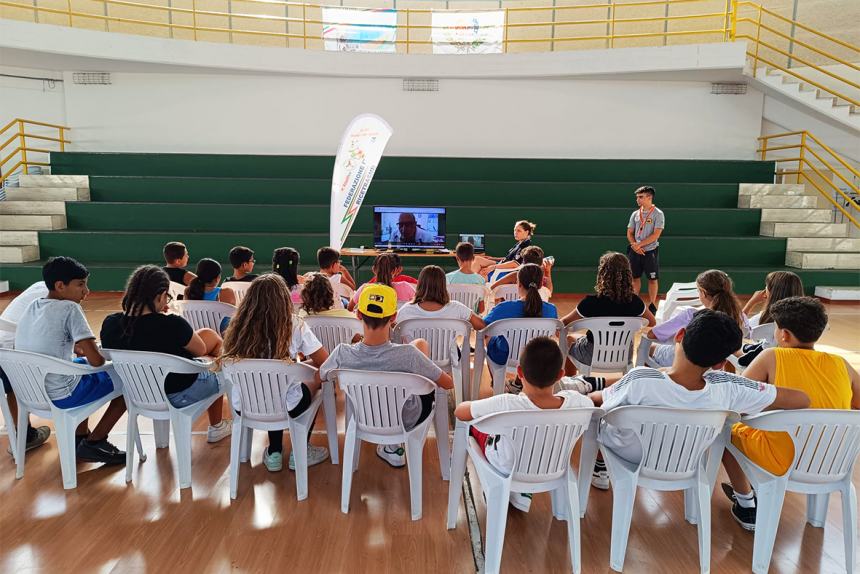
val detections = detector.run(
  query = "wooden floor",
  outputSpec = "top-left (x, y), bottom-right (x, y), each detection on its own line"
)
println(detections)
top-left (0, 293), bottom-right (858, 574)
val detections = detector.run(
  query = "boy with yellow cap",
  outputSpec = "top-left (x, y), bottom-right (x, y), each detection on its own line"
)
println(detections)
top-left (315, 284), bottom-right (454, 467)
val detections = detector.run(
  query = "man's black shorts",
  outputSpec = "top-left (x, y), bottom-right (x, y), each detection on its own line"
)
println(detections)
top-left (627, 246), bottom-right (659, 280)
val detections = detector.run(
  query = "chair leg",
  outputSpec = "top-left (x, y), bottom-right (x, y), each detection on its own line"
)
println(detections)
top-left (15, 407), bottom-right (29, 480)
top-left (562, 472), bottom-right (582, 574)
top-left (405, 435), bottom-right (425, 521)
top-left (433, 391), bottom-right (450, 481)
top-left (577, 426), bottom-right (599, 518)
top-left (750, 481), bottom-right (787, 574)
top-left (229, 418), bottom-right (243, 500)
top-left (134, 421), bottom-right (146, 463)
top-left (842, 482), bottom-right (857, 574)
top-left (240, 427), bottom-right (252, 463)
top-left (54, 414), bottom-right (79, 490)
top-left (696, 477), bottom-right (713, 574)
top-left (153, 419), bottom-right (170, 449)
top-left (684, 488), bottom-right (699, 525)
top-left (483, 481), bottom-right (513, 574)
top-left (170, 412), bottom-right (194, 489)
top-left (125, 411), bottom-right (137, 483)
top-left (447, 424), bottom-right (469, 529)
top-left (1, 393), bottom-right (17, 465)
top-left (341, 421), bottom-right (357, 514)
top-left (806, 492), bottom-right (830, 528)
top-left (551, 486), bottom-right (569, 522)
top-left (289, 421), bottom-right (310, 502)
top-left (322, 382), bottom-right (339, 465)
top-left (608, 473), bottom-right (639, 572)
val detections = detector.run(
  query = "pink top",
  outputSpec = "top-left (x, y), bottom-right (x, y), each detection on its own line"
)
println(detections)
top-left (352, 281), bottom-right (416, 305)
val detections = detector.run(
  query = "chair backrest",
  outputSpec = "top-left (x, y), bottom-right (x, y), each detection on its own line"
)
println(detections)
top-left (666, 281), bottom-right (698, 297)
top-left (0, 317), bottom-right (17, 334)
top-left (481, 318), bottom-right (565, 368)
top-left (446, 284), bottom-right (488, 312)
top-left (334, 281), bottom-right (354, 301)
top-left (175, 300), bottom-right (236, 331)
top-left (304, 316), bottom-right (363, 354)
top-left (602, 406), bottom-right (732, 480)
top-left (740, 410), bottom-right (860, 484)
top-left (567, 317), bottom-right (648, 371)
top-left (333, 369), bottom-right (436, 435)
top-left (168, 281), bottom-right (186, 300)
top-left (493, 284), bottom-right (519, 303)
top-left (749, 321), bottom-right (776, 346)
top-left (106, 348), bottom-right (210, 412)
top-left (221, 359), bottom-right (317, 422)
top-left (472, 408), bottom-right (602, 483)
top-left (392, 318), bottom-right (471, 365)
top-left (0, 348), bottom-right (109, 413)
top-left (222, 281), bottom-right (252, 305)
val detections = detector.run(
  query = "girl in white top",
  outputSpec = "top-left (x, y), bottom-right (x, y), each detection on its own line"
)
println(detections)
top-left (397, 265), bottom-right (486, 331)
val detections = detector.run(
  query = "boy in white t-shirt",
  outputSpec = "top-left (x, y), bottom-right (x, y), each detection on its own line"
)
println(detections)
top-left (590, 309), bottom-right (809, 483)
top-left (455, 336), bottom-right (593, 512)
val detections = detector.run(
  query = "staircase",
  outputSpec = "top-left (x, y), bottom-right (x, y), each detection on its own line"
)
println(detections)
top-left (752, 68), bottom-right (860, 130)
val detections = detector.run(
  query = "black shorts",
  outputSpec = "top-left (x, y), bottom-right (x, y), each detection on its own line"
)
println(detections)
top-left (627, 246), bottom-right (659, 280)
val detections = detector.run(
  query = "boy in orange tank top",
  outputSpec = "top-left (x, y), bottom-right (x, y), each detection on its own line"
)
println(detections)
top-left (722, 296), bottom-right (860, 531)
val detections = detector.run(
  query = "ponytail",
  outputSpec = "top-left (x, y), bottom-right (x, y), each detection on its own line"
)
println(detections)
top-left (272, 247), bottom-right (300, 289)
top-left (373, 253), bottom-right (396, 287)
top-left (185, 258), bottom-right (221, 301)
top-left (696, 269), bottom-right (743, 328)
top-left (518, 263), bottom-right (544, 317)
top-left (120, 265), bottom-right (170, 337)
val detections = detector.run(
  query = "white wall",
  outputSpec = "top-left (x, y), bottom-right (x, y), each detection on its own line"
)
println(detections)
top-left (58, 73), bottom-right (764, 159)
top-left (0, 66), bottom-right (67, 127)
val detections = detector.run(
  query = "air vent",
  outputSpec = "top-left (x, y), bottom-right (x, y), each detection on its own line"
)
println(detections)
top-left (711, 82), bottom-right (747, 95)
top-left (403, 79), bottom-right (439, 92)
top-left (73, 72), bottom-right (112, 85)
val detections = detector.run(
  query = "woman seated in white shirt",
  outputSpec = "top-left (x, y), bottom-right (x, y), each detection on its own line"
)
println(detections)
top-left (397, 265), bottom-right (486, 331)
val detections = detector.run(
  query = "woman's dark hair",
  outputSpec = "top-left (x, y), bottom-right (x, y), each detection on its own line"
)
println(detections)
top-left (120, 265), bottom-right (170, 337)
top-left (272, 247), bottom-right (300, 289)
top-left (186, 258), bottom-right (221, 301)
top-left (301, 273), bottom-right (336, 314)
top-left (515, 220), bottom-right (536, 237)
top-left (517, 263), bottom-right (545, 317)
top-left (372, 253), bottom-right (397, 287)
top-left (412, 265), bottom-right (449, 306)
top-left (595, 252), bottom-right (634, 303)
top-left (760, 271), bottom-right (805, 324)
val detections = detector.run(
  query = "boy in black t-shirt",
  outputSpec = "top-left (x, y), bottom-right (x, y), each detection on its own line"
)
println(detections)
top-left (162, 241), bottom-right (196, 286)
top-left (225, 246), bottom-right (258, 282)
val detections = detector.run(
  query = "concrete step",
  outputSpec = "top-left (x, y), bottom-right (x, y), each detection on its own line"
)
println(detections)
top-left (738, 195), bottom-right (819, 208)
top-left (18, 174), bottom-right (89, 188)
top-left (0, 245), bottom-right (40, 264)
top-left (0, 215), bottom-right (67, 231)
top-left (739, 183), bottom-right (807, 196)
top-left (3, 187), bottom-right (90, 201)
top-left (0, 201), bottom-right (67, 215)
top-left (760, 221), bottom-right (849, 237)
top-left (786, 251), bottom-right (860, 269)
top-left (787, 237), bottom-right (860, 252)
top-left (814, 286), bottom-right (860, 301)
top-left (0, 280), bottom-right (8, 294)
top-left (0, 230), bottom-right (39, 246)
top-left (760, 208), bottom-right (833, 223)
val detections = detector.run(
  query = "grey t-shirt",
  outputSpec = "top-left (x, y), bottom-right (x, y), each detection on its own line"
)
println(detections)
top-left (14, 298), bottom-right (95, 400)
top-left (627, 207), bottom-right (665, 251)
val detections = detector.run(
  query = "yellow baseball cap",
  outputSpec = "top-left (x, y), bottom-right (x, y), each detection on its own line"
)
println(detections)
top-left (357, 284), bottom-right (398, 318)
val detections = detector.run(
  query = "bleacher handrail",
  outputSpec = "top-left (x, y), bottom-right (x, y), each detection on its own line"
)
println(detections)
top-left (0, 119), bottom-right (71, 188)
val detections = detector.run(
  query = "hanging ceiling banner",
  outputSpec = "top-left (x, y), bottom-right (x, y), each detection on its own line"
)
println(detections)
top-left (431, 11), bottom-right (505, 54)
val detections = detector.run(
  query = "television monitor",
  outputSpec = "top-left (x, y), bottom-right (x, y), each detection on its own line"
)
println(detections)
top-left (374, 206), bottom-right (446, 250)
top-left (458, 233), bottom-right (485, 253)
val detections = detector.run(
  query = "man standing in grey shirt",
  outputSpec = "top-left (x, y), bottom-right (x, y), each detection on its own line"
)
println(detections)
top-left (626, 186), bottom-right (665, 314)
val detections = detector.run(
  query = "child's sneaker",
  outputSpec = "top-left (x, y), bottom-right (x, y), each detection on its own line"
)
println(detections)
top-left (591, 460), bottom-right (610, 490)
top-left (263, 448), bottom-right (283, 472)
top-left (206, 419), bottom-right (232, 443)
top-left (738, 342), bottom-right (765, 367)
top-left (289, 445), bottom-right (329, 470)
top-left (376, 444), bottom-right (406, 468)
top-left (558, 376), bottom-right (592, 394)
top-left (509, 492), bottom-right (533, 512)
top-left (504, 376), bottom-right (523, 395)
top-left (5, 425), bottom-right (51, 456)
top-left (76, 438), bottom-right (126, 465)
top-left (721, 482), bottom-right (757, 531)
top-left (648, 302), bottom-right (658, 315)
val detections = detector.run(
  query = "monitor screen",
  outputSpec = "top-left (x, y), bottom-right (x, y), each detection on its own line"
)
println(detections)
top-left (374, 206), bottom-right (446, 249)
top-left (459, 233), bottom-right (485, 253)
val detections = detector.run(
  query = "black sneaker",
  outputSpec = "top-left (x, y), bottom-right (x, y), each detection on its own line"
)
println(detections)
top-left (648, 302), bottom-right (658, 315)
top-left (76, 438), bottom-right (126, 465)
top-left (504, 376), bottom-right (523, 395)
top-left (721, 482), bottom-right (756, 531)
top-left (738, 342), bottom-right (765, 367)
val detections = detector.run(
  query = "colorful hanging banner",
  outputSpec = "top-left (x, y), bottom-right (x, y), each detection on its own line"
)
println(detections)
top-left (431, 11), bottom-right (505, 54)
top-left (322, 8), bottom-right (397, 53)
top-left (329, 114), bottom-right (393, 250)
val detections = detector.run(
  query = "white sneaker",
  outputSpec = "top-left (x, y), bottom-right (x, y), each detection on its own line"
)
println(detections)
top-left (206, 419), bottom-right (232, 443)
top-left (376, 444), bottom-right (406, 468)
top-left (558, 376), bottom-right (592, 394)
top-left (591, 466), bottom-right (610, 490)
top-left (288, 445), bottom-right (329, 470)
top-left (509, 491), bottom-right (533, 512)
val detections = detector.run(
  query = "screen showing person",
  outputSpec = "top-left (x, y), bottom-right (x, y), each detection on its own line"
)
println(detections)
top-left (374, 206), bottom-right (446, 248)
top-left (459, 233), bottom-right (485, 252)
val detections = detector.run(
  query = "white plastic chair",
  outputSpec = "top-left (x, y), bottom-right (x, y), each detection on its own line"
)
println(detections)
top-left (168, 281), bottom-right (186, 301)
top-left (0, 348), bottom-right (143, 489)
top-left (106, 349), bottom-right (222, 489)
top-left (565, 317), bottom-right (648, 376)
top-left (492, 284), bottom-right (520, 303)
top-left (635, 336), bottom-right (663, 368)
top-left (334, 369), bottom-right (441, 520)
top-left (726, 410), bottom-right (860, 574)
top-left (656, 281), bottom-right (700, 322)
top-left (473, 318), bottom-right (565, 397)
top-left (221, 281), bottom-right (252, 305)
top-left (0, 317), bottom-right (19, 462)
top-left (304, 316), bottom-right (362, 354)
top-left (579, 406), bottom-right (735, 573)
top-left (749, 321), bottom-right (776, 346)
top-left (447, 408), bottom-right (603, 574)
top-left (222, 359), bottom-right (337, 501)
top-left (175, 300), bottom-right (236, 332)
top-left (447, 283), bottom-right (489, 313)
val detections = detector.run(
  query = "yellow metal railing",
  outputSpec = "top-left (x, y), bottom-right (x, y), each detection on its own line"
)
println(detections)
top-left (0, 119), bottom-right (71, 188)
top-left (758, 131), bottom-right (859, 230)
